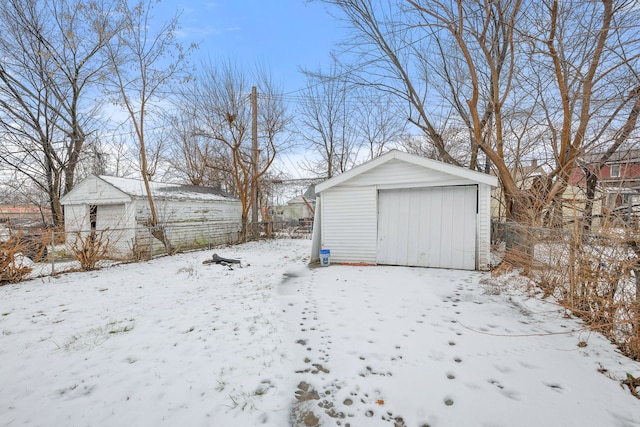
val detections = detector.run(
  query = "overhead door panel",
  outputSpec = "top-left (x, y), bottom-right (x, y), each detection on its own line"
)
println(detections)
top-left (377, 186), bottom-right (477, 269)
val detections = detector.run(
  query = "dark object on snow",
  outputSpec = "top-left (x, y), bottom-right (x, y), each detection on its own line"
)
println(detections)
top-left (20, 235), bottom-right (48, 262)
top-left (202, 253), bottom-right (241, 267)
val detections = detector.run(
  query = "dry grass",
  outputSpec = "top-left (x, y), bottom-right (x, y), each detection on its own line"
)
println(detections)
top-left (495, 222), bottom-right (640, 362)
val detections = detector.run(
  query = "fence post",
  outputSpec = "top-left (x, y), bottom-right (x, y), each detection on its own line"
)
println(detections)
top-left (51, 229), bottom-right (55, 276)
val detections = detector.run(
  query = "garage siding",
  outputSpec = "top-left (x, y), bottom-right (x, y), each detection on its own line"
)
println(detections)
top-left (321, 186), bottom-right (378, 264)
top-left (347, 158), bottom-right (452, 187)
top-left (477, 184), bottom-right (492, 270)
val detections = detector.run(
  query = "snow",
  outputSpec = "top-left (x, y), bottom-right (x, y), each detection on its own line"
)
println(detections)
top-left (1, 239), bottom-right (639, 427)
top-left (100, 175), bottom-right (236, 202)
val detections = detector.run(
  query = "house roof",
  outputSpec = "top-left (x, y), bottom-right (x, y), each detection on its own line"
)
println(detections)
top-left (581, 147), bottom-right (640, 164)
top-left (99, 176), bottom-right (238, 202)
top-left (0, 205), bottom-right (48, 215)
top-left (510, 165), bottom-right (546, 182)
top-left (315, 149), bottom-right (497, 193)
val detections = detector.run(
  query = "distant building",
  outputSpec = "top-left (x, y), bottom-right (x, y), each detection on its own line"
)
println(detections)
top-left (567, 148), bottom-right (640, 226)
top-left (271, 186), bottom-right (316, 223)
top-left (0, 204), bottom-right (50, 226)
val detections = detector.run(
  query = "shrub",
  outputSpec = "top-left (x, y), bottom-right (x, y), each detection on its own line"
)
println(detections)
top-left (70, 230), bottom-right (111, 271)
top-left (0, 238), bottom-right (33, 284)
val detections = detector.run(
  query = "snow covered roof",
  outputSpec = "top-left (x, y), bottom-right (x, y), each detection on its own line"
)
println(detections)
top-left (99, 176), bottom-right (238, 202)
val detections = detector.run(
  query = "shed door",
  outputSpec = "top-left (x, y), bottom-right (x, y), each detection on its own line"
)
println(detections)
top-left (96, 204), bottom-right (126, 230)
top-left (377, 186), bottom-right (477, 269)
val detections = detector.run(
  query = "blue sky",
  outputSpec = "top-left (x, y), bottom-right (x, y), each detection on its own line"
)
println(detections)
top-left (165, 0), bottom-right (347, 93)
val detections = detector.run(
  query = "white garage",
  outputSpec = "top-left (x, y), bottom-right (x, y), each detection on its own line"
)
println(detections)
top-left (311, 150), bottom-right (497, 270)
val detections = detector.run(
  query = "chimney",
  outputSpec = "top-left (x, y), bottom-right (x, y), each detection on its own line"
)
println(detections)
top-left (531, 159), bottom-right (537, 167)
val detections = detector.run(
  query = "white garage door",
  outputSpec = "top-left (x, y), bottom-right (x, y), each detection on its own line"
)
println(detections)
top-left (377, 186), bottom-right (477, 269)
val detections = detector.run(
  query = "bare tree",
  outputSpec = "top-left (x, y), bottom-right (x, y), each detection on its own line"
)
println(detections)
top-left (352, 89), bottom-right (407, 160)
top-left (319, 0), bottom-right (640, 228)
top-left (177, 60), bottom-right (292, 235)
top-left (105, 0), bottom-right (194, 253)
top-left (166, 109), bottom-right (235, 190)
top-left (406, 0), bottom-right (528, 218)
top-left (297, 62), bottom-right (359, 179)
top-left (0, 0), bottom-right (121, 227)
top-left (319, 0), bottom-right (459, 165)
top-left (297, 74), bottom-right (406, 173)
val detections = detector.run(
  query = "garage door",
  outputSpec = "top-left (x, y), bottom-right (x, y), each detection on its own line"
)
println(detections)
top-left (377, 186), bottom-right (477, 269)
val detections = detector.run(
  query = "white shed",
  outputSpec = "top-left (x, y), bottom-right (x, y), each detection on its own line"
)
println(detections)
top-left (311, 150), bottom-right (498, 270)
top-left (61, 175), bottom-right (242, 257)
top-left (281, 195), bottom-right (315, 221)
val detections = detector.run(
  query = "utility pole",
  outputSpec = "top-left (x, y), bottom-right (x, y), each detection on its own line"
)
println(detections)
top-left (251, 86), bottom-right (259, 237)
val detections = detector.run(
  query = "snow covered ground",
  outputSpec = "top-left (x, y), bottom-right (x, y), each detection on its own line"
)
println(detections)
top-left (1, 239), bottom-right (639, 427)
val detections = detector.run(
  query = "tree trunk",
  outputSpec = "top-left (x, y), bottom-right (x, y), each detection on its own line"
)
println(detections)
top-left (583, 169), bottom-right (599, 231)
top-left (64, 119), bottom-right (85, 195)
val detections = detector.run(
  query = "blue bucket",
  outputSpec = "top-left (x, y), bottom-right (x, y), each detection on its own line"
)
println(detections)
top-left (320, 249), bottom-right (330, 267)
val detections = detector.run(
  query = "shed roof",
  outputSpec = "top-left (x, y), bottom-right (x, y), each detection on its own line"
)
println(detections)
top-left (99, 176), bottom-right (238, 202)
top-left (315, 150), bottom-right (497, 193)
top-left (61, 175), bottom-right (239, 205)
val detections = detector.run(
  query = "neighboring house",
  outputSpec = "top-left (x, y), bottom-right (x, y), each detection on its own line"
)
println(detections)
top-left (282, 189), bottom-right (316, 222)
top-left (0, 204), bottom-right (50, 226)
top-left (270, 186), bottom-right (316, 224)
top-left (311, 150), bottom-right (497, 271)
top-left (61, 175), bottom-right (242, 258)
top-left (568, 148), bottom-right (640, 225)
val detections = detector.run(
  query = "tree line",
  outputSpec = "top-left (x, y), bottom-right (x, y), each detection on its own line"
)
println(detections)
top-left (0, 0), bottom-right (403, 234)
top-left (1, 0), bottom-right (639, 235)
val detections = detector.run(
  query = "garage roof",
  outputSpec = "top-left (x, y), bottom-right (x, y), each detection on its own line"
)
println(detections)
top-left (315, 150), bottom-right (498, 193)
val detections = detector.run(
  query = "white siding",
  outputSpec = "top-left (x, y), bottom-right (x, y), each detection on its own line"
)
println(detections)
top-left (133, 199), bottom-right (242, 254)
top-left (95, 204), bottom-right (133, 255)
top-left (321, 186), bottom-right (377, 264)
top-left (96, 204), bottom-right (128, 229)
top-left (133, 199), bottom-right (241, 226)
top-left (477, 184), bottom-right (492, 270)
top-left (61, 176), bottom-right (130, 205)
top-left (346, 158), bottom-right (473, 188)
top-left (63, 205), bottom-right (88, 235)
